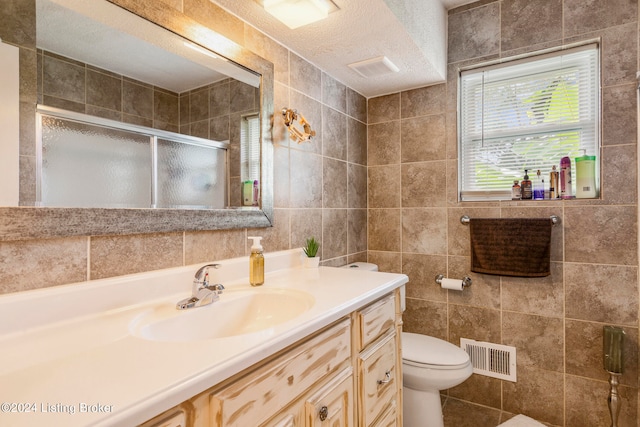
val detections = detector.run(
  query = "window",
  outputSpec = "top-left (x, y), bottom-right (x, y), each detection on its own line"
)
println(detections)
top-left (458, 44), bottom-right (600, 201)
top-left (240, 113), bottom-right (261, 183)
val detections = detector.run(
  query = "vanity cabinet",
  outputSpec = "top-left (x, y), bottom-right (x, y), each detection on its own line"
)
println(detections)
top-left (140, 289), bottom-right (402, 427)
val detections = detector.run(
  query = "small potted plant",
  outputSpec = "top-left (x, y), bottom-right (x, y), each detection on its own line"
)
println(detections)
top-left (302, 237), bottom-right (320, 268)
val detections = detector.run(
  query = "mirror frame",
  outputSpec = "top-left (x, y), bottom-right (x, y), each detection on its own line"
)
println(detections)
top-left (0, 0), bottom-right (274, 241)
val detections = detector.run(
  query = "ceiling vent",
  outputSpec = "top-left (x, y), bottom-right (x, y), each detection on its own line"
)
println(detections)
top-left (348, 56), bottom-right (399, 78)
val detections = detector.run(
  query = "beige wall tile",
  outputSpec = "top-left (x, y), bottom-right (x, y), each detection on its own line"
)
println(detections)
top-left (289, 149), bottom-right (323, 208)
top-left (565, 375), bottom-right (637, 427)
top-left (90, 233), bottom-right (183, 280)
top-left (368, 121), bottom-right (401, 166)
top-left (321, 73), bottom-right (347, 114)
top-left (403, 298), bottom-right (448, 339)
top-left (449, 304), bottom-right (501, 344)
top-left (448, 255), bottom-right (501, 310)
top-left (290, 208), bottom-right (322, 250)
top-left (322, 209), bottom-right (347, 259)
top-left (442, 397), bottom-right (501, 427)
top-left (184, 229), bottom-right (247, 264)
top-left (602, 144), bottom-right (637, 204)
top-left (564, 206), bottom-right (637, 265)
top-left (368, 93), bottom-right (400, 124)
top-left (244, 25), bottom-right (289, 85)
top-left (368, 165), bottom-right (401, 208)
top-left (563, 0), bottom-right (637, 37)
top-left (322, 106), bottom-right (347, 161)
top-left (503, 311), bottom-right (564, 372)
top-left (347, 163), bottom-right (367, 209)
top-left (565, 320), bottom-right (638, 387)
top-left (401, 161), bottom-right (447, 207)
top-left (347, 209), bottom-right (367, 254)
top-left (367, 250), bottom-right (402, 273)
top-left (323, 157), bottom-right (347, 208)
top-left (447, 3), bottom-right (500, 63)
top-left (347, 117), bottom-right (367, 166)
top-left (448, 377), bottom-right (503, 414)
top-left (565, 263), bottom-right (638, 325)
top-left (401, 253), bottom-right (448, 301)
top-left (183, 0), bottom-right (244, 46)
top-left (602, 84), bottom-right (637, 147)
top-left (501, 0), bottom-right (562, 51)
top-left (502, 262), bottom-right (564, 317)
top-left (249, 208), bottom-right (290, 252)
top-left (289, 54), bottom-right (321, 101)
top-left (400, 84), bottom-right (446, 119)
top-left (368, 208), bottom-right (401, 252)
top-left (402, 208), bottom-right (447, 255)
top-left (346, 88), bottom-right (367, 123)
top-left (0, 237), bottom-right (87, 294)
top-left (401, 114), bottom-right (446, 162)
top-left (502, 367), bottom-right (564, 425)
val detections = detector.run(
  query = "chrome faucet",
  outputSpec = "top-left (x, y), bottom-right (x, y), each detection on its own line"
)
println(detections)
top-left (176, 264), bottom-right (225, 310)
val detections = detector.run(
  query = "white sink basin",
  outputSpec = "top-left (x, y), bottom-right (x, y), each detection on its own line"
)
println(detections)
top-left (129, 287), bottom-right (315, 342)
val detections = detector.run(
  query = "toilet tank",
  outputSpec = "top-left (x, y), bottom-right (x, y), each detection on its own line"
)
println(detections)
top-left (341, 262), bottom-right (406, 312)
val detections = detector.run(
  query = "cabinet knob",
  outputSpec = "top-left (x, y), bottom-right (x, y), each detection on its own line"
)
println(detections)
top-left (318, 405), bottom-right (328, 421)
top-left (377, 370), bottom-right (392, 385)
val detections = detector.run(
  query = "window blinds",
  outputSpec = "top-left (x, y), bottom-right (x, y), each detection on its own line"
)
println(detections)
top-left (458, 44), bottom-right (599, 201)
top-left (241, 114), bottom-right (261, 182)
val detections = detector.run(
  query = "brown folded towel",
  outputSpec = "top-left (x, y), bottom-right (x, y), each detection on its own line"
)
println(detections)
top-left (469, 218), bottom-right (552, 277)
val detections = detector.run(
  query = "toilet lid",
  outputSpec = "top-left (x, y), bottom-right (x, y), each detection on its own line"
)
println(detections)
top-left (402, 332), bottom-right (469, 366)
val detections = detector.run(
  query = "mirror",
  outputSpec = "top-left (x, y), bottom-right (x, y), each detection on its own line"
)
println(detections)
top-left (0, 0), bottom-right (274, 240)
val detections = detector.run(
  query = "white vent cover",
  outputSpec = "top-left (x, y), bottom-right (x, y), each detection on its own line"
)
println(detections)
top-left (460, 338), bottom-right (517, 382)
top-left (348, 56), bottom-right (399, 78)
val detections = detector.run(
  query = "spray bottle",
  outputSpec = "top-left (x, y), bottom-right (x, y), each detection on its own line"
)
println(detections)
top-left (248, 236), bottom-right (264, 286)
top-left (560, 156), bottom-right (573, 199)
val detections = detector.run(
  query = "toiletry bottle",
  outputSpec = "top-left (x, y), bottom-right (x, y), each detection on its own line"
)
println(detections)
top-left (560, 156), bottom-right (573, 199)
top-left (511, 180), bottom-right (521, 200)
top-left (252, 180), bottom-right (259, 206)
top-left (533, 169), bottom-right (544, 200)
top-left (549, 165), bottom-right (559, 199)
top-left (521, 170), bottom-right (532, 200)
top-left (243, 181), bottom-right (253, 206)
top-left (575, 150), bottom-right (597, 198)
top-left (248, 236), bottom-right (264, 286)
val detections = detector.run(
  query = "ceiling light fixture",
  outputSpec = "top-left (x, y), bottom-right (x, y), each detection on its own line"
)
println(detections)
top-left (263, 0), bottom-right (332, 29)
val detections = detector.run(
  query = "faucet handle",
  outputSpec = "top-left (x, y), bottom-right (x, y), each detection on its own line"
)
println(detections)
top-left (194, 263), bottom-right (220, 282)
top-left (205, 283), bottom-right (225, 294)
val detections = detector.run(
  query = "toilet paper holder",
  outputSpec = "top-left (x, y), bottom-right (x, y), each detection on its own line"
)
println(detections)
top-left (435, 274), bottom-right (472, 288)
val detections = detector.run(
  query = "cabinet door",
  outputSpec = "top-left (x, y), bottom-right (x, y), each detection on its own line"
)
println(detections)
top-left (305, 368), bottom-right (354, 427)
top-left (358, 332), bottom-right (398, 426)
top-left (139, 409), bottom-right (187, 427)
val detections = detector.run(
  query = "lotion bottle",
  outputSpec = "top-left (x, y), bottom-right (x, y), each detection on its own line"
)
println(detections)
top-left (248, 236), bottom-right (264, 286)
top-left (575, 150), bottom-right (597, 198)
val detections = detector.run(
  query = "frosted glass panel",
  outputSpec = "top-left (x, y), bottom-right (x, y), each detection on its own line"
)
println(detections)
top-left (40, 116), bottom-right (152, 208)
top-left (156, 139), bottom-right (227, 208)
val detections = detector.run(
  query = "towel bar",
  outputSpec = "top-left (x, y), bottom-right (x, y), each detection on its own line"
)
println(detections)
top-left (460, 214), bottom-right (559, 225)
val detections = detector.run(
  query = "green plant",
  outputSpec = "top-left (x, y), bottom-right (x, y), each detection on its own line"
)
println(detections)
top-left (303, 237), bottom-right (319, 258)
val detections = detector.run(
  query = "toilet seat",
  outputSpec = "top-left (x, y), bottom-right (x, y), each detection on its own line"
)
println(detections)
top-left (402, 332), bottom-right (470, 370)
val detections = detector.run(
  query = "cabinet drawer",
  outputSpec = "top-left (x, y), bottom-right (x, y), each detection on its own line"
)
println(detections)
top-left (371, 403), bottom-right (397, 427)
top-left (210, 318), bottom-right (351, 426)
top-left (305, 368), bottom-right (354, 427)
top-left (358, 332), bottom-right (398, 426)
top-left (357, 294), bottom-right (396, 350)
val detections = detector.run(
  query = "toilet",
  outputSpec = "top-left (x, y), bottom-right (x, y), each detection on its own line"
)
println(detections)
top-left (402, 332), bottom-right (473, 427)
top-left (341, 262), bottom-right (473, 427)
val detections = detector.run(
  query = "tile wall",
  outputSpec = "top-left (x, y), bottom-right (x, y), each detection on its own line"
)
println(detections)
top-left (0, 0), bottom-right (367, 290)
top-left (367, 0), bottom-right (639, 426)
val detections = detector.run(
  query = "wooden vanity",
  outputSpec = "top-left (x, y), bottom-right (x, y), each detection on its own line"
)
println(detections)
top-left (0, 250), bottom-right (407, 427)
top-left (141, 290), bottom-right (403, 427)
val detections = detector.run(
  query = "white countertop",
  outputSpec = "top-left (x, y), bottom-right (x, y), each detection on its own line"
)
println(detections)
top-left (0, 250), bottom-right (407, 427)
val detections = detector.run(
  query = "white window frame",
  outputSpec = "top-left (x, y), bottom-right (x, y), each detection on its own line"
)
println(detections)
top-left (457, 43), bottom-right (601, 201)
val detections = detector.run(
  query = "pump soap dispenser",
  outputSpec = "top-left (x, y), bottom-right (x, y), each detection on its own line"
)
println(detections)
top-left (248, 236), bottom-right (264, 286)
top-left (575, 150), bottom-right (597, 198)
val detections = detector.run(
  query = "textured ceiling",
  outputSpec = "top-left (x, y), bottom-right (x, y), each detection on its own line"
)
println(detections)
top-left (212, 0), bottom-right (476, 97)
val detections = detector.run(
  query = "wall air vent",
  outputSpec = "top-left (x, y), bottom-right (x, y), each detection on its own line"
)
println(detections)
top-left (348, 56), bottom-right (399, 78)
top-left (460, 338), bottom-right (517, 382)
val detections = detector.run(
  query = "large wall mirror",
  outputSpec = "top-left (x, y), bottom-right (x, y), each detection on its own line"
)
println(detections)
top-left (0, 0), bottom-right (274, 240)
